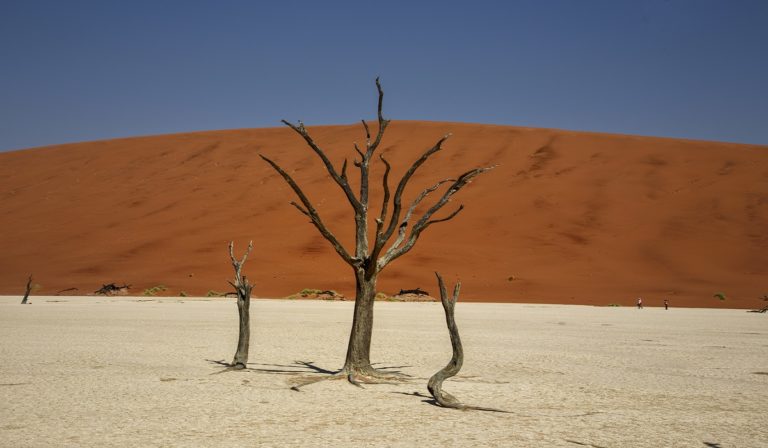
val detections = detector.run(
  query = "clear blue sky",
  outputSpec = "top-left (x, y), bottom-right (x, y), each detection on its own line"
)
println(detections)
top-left (1, 0), bottom-right (766, 151)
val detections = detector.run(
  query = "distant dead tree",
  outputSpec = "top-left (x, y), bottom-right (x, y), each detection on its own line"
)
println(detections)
top-left (262, 78), bottom-right (495, 385)
top-left (748, 295), bottom-right (768, 313)
top-left (94, 283), bottom-right (131, 296)
top-left (398, 287), bottom-right (429, 296)
top-left (21, 274), bottom-right (33, 304)
top-left (428, 272), bottom-right (506, 412)
top-left (228, 240), bottom-right (254, 369)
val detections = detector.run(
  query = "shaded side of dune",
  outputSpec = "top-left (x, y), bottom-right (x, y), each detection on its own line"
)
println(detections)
top-left (0, 121), bottom-right (766, 308)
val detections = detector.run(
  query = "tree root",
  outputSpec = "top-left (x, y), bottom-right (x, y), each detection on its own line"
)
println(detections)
top-left (207, 359), bottom-right (248, 375)
top-left (289, 366), bottom-right (410, 391)
top-left (290, 373), bottom-right (346, 391)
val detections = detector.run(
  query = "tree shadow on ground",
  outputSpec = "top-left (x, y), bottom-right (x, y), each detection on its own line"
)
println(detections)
top-left (205, 359), bottom-right (411, 378)
top-left (206, 358), bottom-right (418, 391)
top-left (393, 390), bottom-right (439, 406)
top-left (703, 443), bottom-right (722, 448)
top-left (564, 440), bottom-right (607, 448)
top-left (206, 359), bottom-right (338, 376)
top-left (369, 362), bottom-right (413, 376)
top-left (392, 391), bottom-right (512, 414)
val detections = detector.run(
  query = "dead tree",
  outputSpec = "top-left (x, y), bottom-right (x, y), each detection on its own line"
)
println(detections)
top-left (427, 272), bottom-right (463, 407)
top-left (94, 283), bottom-right (131, 296)
top-left (428, 272), bottom-right (506, 412)
top-left (262, 78), bottom-right (495, 384)
top-left (749, 295), bottom-right (768, 313)
top-left (228, 240), bottom-right (254, 369)
top-left (21, 275), bottom-right (33, 304)
top-left (398, 288), bottom-right (429, 296)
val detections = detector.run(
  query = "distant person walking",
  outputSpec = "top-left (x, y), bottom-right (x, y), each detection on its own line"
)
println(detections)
top-left (664, 299), bottom-right (669, 310)
top-left (637, 297), bottom-right (643, 309)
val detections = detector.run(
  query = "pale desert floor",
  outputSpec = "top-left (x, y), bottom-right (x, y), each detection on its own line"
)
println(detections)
top-left (1, 296), bottom-right (766, 447)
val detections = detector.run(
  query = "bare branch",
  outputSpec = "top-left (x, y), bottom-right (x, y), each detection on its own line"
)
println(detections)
top-left (451, 279), bottom-right (461, 305)
top-left (353, 142), bottom-right (365, 160)
top-left (412, 166), bottom-right (494, 232)
top-left (404, 179), bottom-right (455, 225)
top-left (361, 120), bottom-right (371, 142)
top-left (427, 205), bottom-right (464, 226)
top-left (260, 154), bottom-right (356, 266)
top-left (369, 120), bottom-right (389, 152)
top-left (385, 179), bottom-right (454, 254)
top-left (290, 201), bottom-right (310, 217)
top-left (374, 154), bottom-right (392, 235)
top-left (281, 119), bottom-right (362, 212)
top-left (227, 280), bottom-right (238, 290)
top-left (242, 240), bottom-right (254, 265)
top-left (379, 165), bottom-right (495, 268)
top-left (374, 134), bottom-right (452, 255)
top-left (375, 77), bottom-right (384, 124)
top-left (340, 159), bottom-right (348, 180)
top-left (366, 77), bottom-right (390, 154)
top-left (228, 240), bottom-right (254, 282)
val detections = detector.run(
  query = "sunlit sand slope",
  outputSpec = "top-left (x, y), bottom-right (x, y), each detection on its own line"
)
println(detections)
top-left (0, 122), bottom-right (766, 307)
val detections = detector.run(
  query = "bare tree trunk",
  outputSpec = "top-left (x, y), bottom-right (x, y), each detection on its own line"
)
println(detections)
top-left (343, 271), bottom-right (377, 374)
top-left (755, 296), bottom-right (768, 313)
top-left (21, 275), bottom-right (33, 304)
top-left (428, 272), bottom-right (464, 408)
top-left (21, 274), bottom-right (32, 305)
top-left (228, 241), bottom-right (254, 370)
top-left (231, 283), bottom-right (252, 369)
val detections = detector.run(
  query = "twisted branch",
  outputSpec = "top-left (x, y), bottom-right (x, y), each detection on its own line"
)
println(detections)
top-left (428, 272), bottom-right (463, 408)
top-left (428, 272), bottom-right (508, 412)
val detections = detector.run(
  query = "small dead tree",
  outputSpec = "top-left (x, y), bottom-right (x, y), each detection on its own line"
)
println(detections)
top-left (21, 275), bottom-right (33, 304)
top-left (749, 295), bottom-right (768, 313)
top-left (427, 272), bottom-right (463, 408)
top-left (94, 283), bottom-right (131, 296)
top-left (229, 240), bottom-right (254, 369)
top-left (428, 272), bottom-right (506, 412)
top-left (398, 288), bottom-right (429, 296)
top-left (262, 79), bottom-right (495, 384)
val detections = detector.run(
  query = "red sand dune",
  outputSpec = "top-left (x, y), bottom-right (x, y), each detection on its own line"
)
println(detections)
top-left (0, 121), bottom-right (766, 308)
